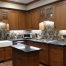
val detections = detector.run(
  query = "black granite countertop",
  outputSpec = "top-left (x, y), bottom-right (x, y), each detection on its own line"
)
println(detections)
top-left (10, 38), bottom-right (66, 46)
top-left (11, 44), bottom-right (42, 53)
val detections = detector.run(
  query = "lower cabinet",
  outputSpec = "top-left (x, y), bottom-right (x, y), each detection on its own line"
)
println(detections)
top-left (39, 44), bottom-right (48, 65)
top-left (0, 47), bottom-right (12, 61)
top-left (13, 53), bottom-right (25, 66)
top-left (0, 48), bottom-right (5, 61)
top-left (49, 45), bottom-right (66, 66)
top-left (28, 41), bottom-right (49, 65)
top-left (5, 47), bottom-right (12, 60)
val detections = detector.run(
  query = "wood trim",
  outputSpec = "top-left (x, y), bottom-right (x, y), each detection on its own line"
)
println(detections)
top-left (26, 0), bottom-right (40, 5)
top-left (0, 0), bottom-right (40, 5)
top-left (26, 0), bottom-right (63, 11)
top-left (0, 0), bottom-right (64, 11)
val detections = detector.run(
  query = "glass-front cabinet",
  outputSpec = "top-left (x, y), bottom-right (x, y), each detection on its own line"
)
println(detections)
top-left (40, 5), bottom-right (54, 22)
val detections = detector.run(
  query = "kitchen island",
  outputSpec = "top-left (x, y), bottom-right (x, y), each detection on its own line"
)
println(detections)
top-left (11, 43), bottom-right (42, 66)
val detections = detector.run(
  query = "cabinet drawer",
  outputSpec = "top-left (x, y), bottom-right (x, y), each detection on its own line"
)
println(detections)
top-left (50, 45), bottom-right (63, 51)
top-left (50, 59), bottom-right (63, 66)
top-left (50, 51), bottom-right (63, 61)
top-left (50, 45), bottom-right (63, 61)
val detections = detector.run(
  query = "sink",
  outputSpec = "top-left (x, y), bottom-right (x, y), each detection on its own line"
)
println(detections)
top-left (0, 40), bottom-right (13, 47)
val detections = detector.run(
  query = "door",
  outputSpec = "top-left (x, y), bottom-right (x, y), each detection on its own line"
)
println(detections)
top-left (0, 9), bottom-right (2, 21)
top-left (5, 47), bottom-right (12, 60)
top-left (54, 2), bottom-right (66, 29)
top-left (0, 48), bottom-right (5, 61)
top-left (39, 44), bottom-right (48, 65)
top-left (26, 11), bottom-right (32, 29)
top-left (18, 11), bottom-right (26, 30)
top-left (9, 10), bottom-right (19, 30)
top-left (46, 5), bottom-right (54, 21)
top-left (1, 9), bottom-right (9, 24)
top-left (40, 7), bottom-right (46, 22)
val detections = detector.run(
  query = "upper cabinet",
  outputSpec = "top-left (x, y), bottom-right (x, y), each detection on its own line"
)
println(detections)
top-left (0, 10), bottom-right (2, 21)
top-left (54, 2), bottom-right (66, 30)
top-left (9, 10), bottom-right (19, 30)
top-left (40, 5), bottom-right (54, 22)
top-left (31, 9), bottom-right (40, 29)
top-left (26, 9), bottom-right (40, 30)
top-left (0, 9), bottom-right (9, 24)
top-left (18, 11), bottom-right (26, 30)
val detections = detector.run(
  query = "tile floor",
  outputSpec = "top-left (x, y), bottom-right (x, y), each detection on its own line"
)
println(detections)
top-left (0, 60), bottom-right (44, 66)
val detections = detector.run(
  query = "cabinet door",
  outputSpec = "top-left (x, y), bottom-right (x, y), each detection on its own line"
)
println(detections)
top-left (40, 7), bottom-right (46, 22)
top-left (5, 47), bottom-right (12, 60)
top-left (9, 10), bottom-right (19, 30)
top-left (1, 9), bottom-right (9, 24)
top-left (18, 11), bottom-right (26, 30)
top-left (49, 45), bottom-right (63, 66)
top-left (33, 9), bottom-right (40, 29)
top-left (46, 5), bottom-right (54, 21)
top-left (0, 48), bottom-right (5, 61)
top-left (39, 44), bottom-right (48, 65)
top-left (54, 2), bottom-right (66, 29)
top-left (0, 9), bottom-right (2, 21)
top-left (26, 11), bottom-right (32, 29)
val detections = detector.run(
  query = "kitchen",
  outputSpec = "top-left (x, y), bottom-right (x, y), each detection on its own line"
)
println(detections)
top-left (0, 0), bottom-right (66, 66)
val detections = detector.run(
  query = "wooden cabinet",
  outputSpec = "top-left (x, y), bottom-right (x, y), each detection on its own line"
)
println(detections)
top-left (9, 10), bottom-right (19, 30)
top-left (28, 41), bottom-right (49, 65)
top-left (26, 11), bottom-right (32, 29)
top-left (54, 2), bottom-right (66, 29)
top-left (5, 47), bottom-right (12, 60)
top-left (18, 11), bottom-right (26, 30)
top-left (14, 53), bottom-right (25, 66)
top-left (49, 45), bottom-right (66, 66)
top-left (1, 9), bottom-right (9, 24)
top-left (40, 5), bottom-right (54, 22)
top-left (39, 43), bottom-right (48, 65)
top-left (12, 47), bottom-right (39, 66)
top-left (0, 9), bottom-right (2, 21)
top-left (31, 9), bottom-right (40, 29)
top-left (0, 47), bottom-right (12, 61)
top-left (26, 9), bottom-right (40, 30)
top-left (0, 48), bottom-right (5, 61)
top-left (0, 9), bottom-right (9, 23)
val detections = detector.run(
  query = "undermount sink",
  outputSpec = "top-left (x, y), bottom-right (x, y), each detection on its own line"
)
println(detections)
top-left (0, 40), bottom-right (13, 47)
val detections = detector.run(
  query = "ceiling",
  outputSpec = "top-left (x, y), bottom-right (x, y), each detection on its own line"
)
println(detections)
top-left (8, 0), bottom-right (39, 4)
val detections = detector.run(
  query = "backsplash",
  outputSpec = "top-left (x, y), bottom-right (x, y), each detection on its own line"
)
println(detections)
top-left (0, 22), bottom-right (7, 40)
top-left (0, 22), bottom-right (66, 42)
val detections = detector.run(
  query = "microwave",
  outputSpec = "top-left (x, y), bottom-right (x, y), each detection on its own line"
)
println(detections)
top-left (23, 33), bottom-right (32, 39)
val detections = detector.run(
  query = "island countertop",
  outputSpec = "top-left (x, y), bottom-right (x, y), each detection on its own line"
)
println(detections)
top-left (11, 43), bottom-right (42, 53)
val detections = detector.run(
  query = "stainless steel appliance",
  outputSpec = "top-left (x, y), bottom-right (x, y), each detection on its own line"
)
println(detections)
top-left (23, 33), bottom-right (32, 39)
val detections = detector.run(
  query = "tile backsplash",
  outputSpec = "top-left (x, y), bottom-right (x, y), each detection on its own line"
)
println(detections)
top-left (0, 22), bottom-right (66, 42)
